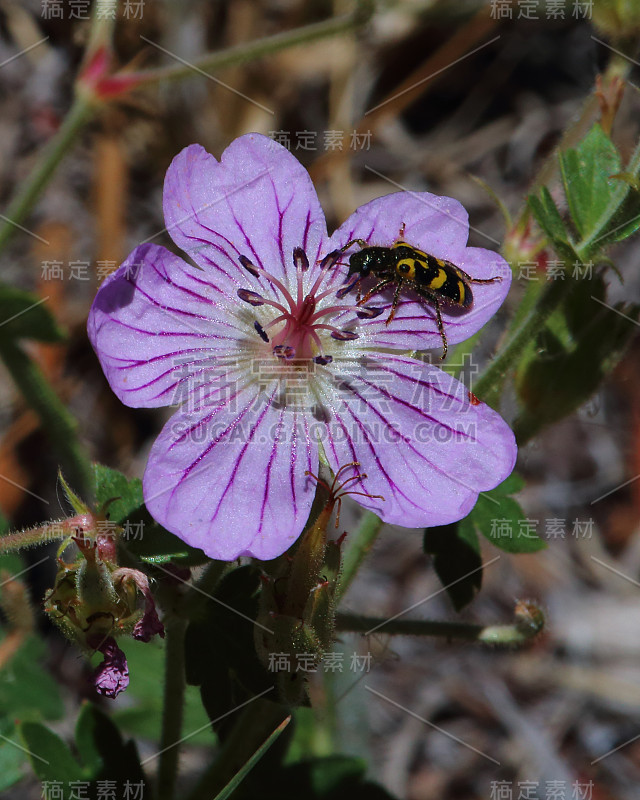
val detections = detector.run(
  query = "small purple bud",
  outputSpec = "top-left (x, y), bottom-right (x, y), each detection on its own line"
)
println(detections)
top-left (93, 637), bottom-right (129, 699)
top-left (313, 355), bottom-right (333, 366)
top-left (331, 330), bottom-right (359, 341)
top-left (293, 247), bottom-right (309, 272)
top-left (254, 321), bottom-right (269, 342)
top-left (237, 288), bottom-right (265, 306)
top-left (239, 254), bottom-right (260, 277)
top-left (356, 305), bottom-right (385, 319)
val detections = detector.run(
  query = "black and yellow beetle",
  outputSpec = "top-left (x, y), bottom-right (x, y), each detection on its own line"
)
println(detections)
top-left (337, 226), bottom-right (502, 359)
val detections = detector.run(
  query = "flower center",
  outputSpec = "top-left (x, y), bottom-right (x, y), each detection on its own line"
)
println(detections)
top-left (237, 248), bottom-right (363, 364)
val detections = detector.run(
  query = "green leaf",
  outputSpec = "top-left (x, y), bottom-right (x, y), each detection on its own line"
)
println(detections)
top-left (213, 715), bottom-right (291, 800)
top-left (425, 475), bottom-right (543, 604)
top-left (92, 463), bottom-right (208, 565)
top-left (514, 276), bottom-right (640, 442)
top-left (423, 519), bottom-right (482, 611)
top-left (0, 284), bottom-right (64, 343)
top-left (92, 463), bottom-right (143, 523)
top-left (471, 480), bottom-right (546, 554)
top-left (527, 188), bottom-right (578, 265)
top-left (559, 124), bottom-right (621, 238)
top-left (113, 638), bottom-right (211, 745)
top-left (528, 188), bottom-right (567, 243)
top-left (58, 469), bottom-right (90, 515)
top-left (0, 635), bottom-right (64, 721)
top-left (20, 708), bottom-right (147, 789)
top-left (0, 720), bottom-right (26, 791)
top-left (19, 722), bottom-right (83, 783)
top-left (74, 702), bottom-right (147, 785)
top-left (593, 183), bottom-right (640, 248)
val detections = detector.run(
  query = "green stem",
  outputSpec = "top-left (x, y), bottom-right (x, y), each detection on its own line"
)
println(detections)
top-left (133, 7), bottom-right (372, 90)
top-left (157, 617), bottom-right (187, 800)
top-left (0, 96), bottom-right (94, 256)
top-left (84, 0), bottom-right (119, 61)
top-left (472, 278), bottom-right (571, 408)
top-left (0, 339), bottom-right (92, 498)
top-left (186, 698), bottom-right (288, 800)
top-left (335, 606), bottom-right (544, 645)
top-left (336, 511), bottom-right (382, 602)
top-left (182, 559), bottom-right (228, 618)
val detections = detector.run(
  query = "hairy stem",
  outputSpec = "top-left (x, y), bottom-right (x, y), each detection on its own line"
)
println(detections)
top-left (157, 617), bottom-right (187, 800)
top-left (335, 603), bottom-right (544, 645)
top-left (132, 6), bottom-right (372, 90)
top-left (0, 339), bottom-right (92, 498)
top-left (0, 96), bottom-right (94, 256)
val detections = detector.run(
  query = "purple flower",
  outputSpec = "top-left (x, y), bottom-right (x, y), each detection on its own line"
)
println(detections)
top-left (88, 134), bottom-right (516, 561)
top-left (93, 637), bottom-right (129, 698)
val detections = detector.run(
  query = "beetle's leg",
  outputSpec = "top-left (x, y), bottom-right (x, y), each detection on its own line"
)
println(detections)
top-left (385, 281), bottom-right (404, 326)
top-left (430, 295), bottom-right (448, 360)
top-left (396, 222), bottom-right (406, 242)
top-left (357, 278), bottom-right (395, 306)
top-left (469, 276), bottom-right (502, 284)
top-left (456, 267), bottom-right (502, 284)
top-left (338, 238), bottom-right (369, 253)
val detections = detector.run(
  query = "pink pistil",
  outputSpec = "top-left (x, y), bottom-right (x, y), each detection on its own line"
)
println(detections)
top-left (237, 249), bottom-right (359, 360)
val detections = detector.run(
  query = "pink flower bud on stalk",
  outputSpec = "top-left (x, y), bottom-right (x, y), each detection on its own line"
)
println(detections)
top-left (76, 45), bottom-right (147, 106)
top-left (502, 215), bottom-right (548, 276)
top-left (0, 475), bottom-right (167, 699)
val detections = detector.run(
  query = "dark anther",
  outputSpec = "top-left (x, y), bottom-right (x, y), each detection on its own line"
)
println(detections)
top-left (319, 250), bottom-right (340, 270)
top-left (356, 305), bottom-right (385, 319)
top-left (237, 288), bottom-right (265, 306)
top-left (254, 321), bottom-right (269, 342)
top-left (239, 254), bottom-right (260, 277)
top-left (293, 247), bottom-right (310, 272)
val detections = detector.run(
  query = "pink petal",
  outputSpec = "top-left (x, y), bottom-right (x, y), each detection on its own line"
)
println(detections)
top-left (143, 382), bottom-right (317, 561)
top-left (88, 244), bottom-right (249, 408)
top-left (163, 135), bottom-right (329, 294)
top-left (328, 192), bottom-right (511, 352)
top-left (322, 353), bottom-right (516, 528)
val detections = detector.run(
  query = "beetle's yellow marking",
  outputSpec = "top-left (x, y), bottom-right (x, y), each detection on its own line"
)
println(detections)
top-left (457, 280), bottom-right (466, 304)
top-left (436, 258), bottom-right (445, 267)
top-left (396, 259), bottom-right (416, 280)
top-left (429, 269), bottom-right (448, 289)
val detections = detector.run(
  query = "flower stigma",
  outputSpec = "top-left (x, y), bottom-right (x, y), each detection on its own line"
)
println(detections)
top-left (237, 247), bottom-right (361, 366)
